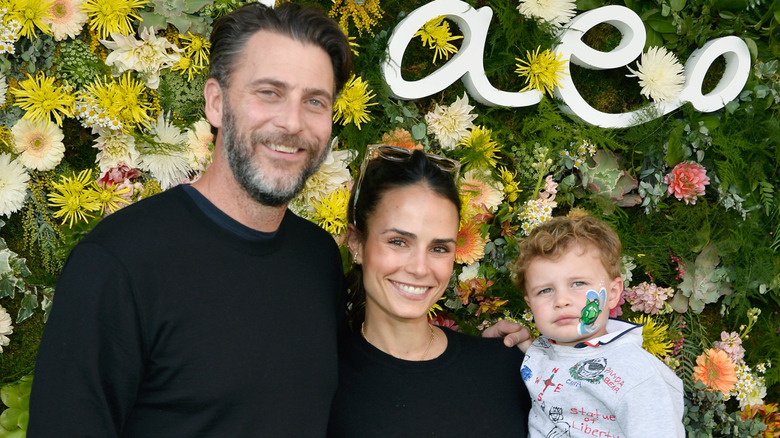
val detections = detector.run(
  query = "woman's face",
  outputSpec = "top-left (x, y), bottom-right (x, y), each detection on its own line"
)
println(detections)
top-left (354, 183), bottom-right (460, 324)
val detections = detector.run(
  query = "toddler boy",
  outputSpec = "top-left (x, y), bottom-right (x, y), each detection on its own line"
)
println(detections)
top-left (511, 213), bottom-right (685, 437)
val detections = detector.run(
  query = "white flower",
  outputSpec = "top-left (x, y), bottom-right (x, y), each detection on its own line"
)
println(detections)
top-left (42, 0), bottom-right (88, 41)
top-left (293, 146), bottom-right (355, 215)
top-left (138, 114), bottom-right (193, 190)
top-left (460, 168), bottom-right (504, 213)
top-left (424, 92), bottom-right (478, 150)
top-left (0, 153), bottom-right (30, 217)
top-left (93, 127), bottom-right (139, 171)
top-left (185, 119), bottom-right (213, 169)
top-left (0, 304), bottom-right (13, 353)
top-left (102, 28), bottom-right (182, 89)
top-left (517, 0), bottom-right (576, 27)
top-left (627, 46), bottom-right (685, 103)
top-left (458, 262), bottom-right (480, 282)
top-left (11, 119), bottom-right (66, 171)
top-left (0, 72), bottom-right (7, 106)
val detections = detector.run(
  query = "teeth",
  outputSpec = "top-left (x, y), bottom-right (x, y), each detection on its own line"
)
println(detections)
top-left (269, 144), bottom-right (298, 154)
top-left (392, 281), bottom-right (427, 295)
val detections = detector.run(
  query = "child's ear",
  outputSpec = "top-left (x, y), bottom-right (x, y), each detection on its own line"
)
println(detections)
top-left (606, 276), bottom-right (624, 310)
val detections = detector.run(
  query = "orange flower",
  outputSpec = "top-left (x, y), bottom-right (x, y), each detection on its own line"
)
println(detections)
top-left (380, 128), bottom-right (422, 150)
top-left (455, 220), bottom-right (488, 264)
top-left (741, 403), bottom-right (780, 437)
top-left (692, 348), bottom-right (737, 395)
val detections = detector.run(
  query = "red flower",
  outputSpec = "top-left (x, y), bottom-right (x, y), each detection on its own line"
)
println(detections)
top-left (664, 162), bottom-right (710, 205)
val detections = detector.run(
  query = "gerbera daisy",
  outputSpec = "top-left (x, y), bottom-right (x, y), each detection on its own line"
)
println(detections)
top-left (0, 153), bottom-right (30, 217)
top-left (515, 47), bottom-right (568, 96)
top-left (11, 118), bottom-right (65, 171)
top-left (424, 93), bottom-right (477, 150)
top-left (11, 72), bottom-right (74, 127)
top-left (7, 0), bottom-right (53, 38)
top-left (47, 169), bottom-right (102, 227)
top-left (457, 126), bottom-right (500, 169)
top-left (455, 220), bottom-right (489, 264)
top-left (80, 0), bottom-right (148, 39)
top-left (629, 315), bottom-right (673, 359)
top-left (516, 0), bottom-right (576, 27)
top-left (311, 186), bottom-right (350, 236)
top-left (381, 128), bottom-right (422, 150)
top-left (43, 0), bottom-right (88, 41)
top-left (627, 46), bottom-right (685, 103)
top-left (693, 348), bottom-right (738, 395)
top-left (333, 75), bottom-right (377, 129)
top-left (460, 168), bottom-right (504, 213)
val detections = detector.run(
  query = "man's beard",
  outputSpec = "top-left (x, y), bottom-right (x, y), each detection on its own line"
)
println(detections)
top-left (220, 98), bottom-right (330, 207)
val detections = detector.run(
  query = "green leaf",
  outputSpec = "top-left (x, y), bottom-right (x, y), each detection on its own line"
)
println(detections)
top-left (645, 14), bottom-right (677, 33)
top-left (670, 0), bottom-right (686, 12)
top-left (411, 123), bottom-right (426, 140)
top-left (645, 27), bottom-right (664, 49)
top-left (17, 293), bottom-right (37, 324)
top-left (575, 0), bottom-right (605, 11)
top-left (665, 125), bottom-right (685, 166)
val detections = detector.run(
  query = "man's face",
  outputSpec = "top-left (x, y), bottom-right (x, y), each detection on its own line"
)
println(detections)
top-left (216, 30), bottom-right (336, 206)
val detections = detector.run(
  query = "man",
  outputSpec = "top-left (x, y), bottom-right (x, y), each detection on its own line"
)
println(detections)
top-left (28, 4), bottom-right (352, 436)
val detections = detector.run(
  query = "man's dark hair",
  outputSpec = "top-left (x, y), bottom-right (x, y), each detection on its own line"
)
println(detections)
top-left (209, 2), bottom-right (353, 95)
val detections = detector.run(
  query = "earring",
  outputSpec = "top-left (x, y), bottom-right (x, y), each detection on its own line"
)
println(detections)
top-left (353, 252), bottom-right (358, 264)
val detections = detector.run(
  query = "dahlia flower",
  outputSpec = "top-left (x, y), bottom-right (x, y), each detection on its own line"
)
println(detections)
top-left (665, 162), bottom-right (710, 205)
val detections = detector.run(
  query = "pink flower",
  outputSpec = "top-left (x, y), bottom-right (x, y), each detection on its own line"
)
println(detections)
top-left (714, 331), bottom-right (745, 364)
top-left (429, 314), bottom-right (459, 331)
top-left (624, 281), bottom-right (674, 314)
top-left (609, 290), bottom-right (626, 318)
top-left (664, 162), bottom-right (710, 205)
top-left (98, 164), bottom-right (141, 187)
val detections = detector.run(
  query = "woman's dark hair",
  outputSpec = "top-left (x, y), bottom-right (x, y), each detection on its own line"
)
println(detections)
top-left (209, 2), bottom-right (353, 95)
top-left (345, 150), bottom-right (461, 331)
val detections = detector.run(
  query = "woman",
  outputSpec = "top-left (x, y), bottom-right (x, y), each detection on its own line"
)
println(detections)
top-left (327, 145), bottom-right (531, 437)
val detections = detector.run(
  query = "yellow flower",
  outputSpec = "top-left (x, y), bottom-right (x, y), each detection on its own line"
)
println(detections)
top-left (173, 32), bottom-right (210, 80)
top-left (415, 16), bottom-right (462, 63)
top-left (498, 166), bottom-right (521, 203)
top-left (7, 0), bottom-right (54, 38)
top-left (47, 170), bottom-right (102, 228)
top-left (457, 126), bottom-right (500, 170)
top-left (11, 72), bottom-right (74, 127)
top-left (79, 74), bottom-right (153, 130)
top-left (312, 186), bottom-right (350, 236)
top-left (515, 47), bottom-right (568, 96)
top-left (92, 180), bottom-right (131, 214)
top-left (630, 315), bottom-right (673, 359)
top-left (80, 0), bottom-right (148, 39)
top-left (328, 0), bottom-right (383, 35)
top-left (333, 75), bottom-right (377, 129)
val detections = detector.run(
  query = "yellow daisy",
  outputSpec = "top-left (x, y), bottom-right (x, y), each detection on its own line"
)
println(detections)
top-left (457, 126), bottom-right (500, 170)
top-left (333, 75), bottom-right (377, 129)
top-left (11, 72), bottom-right (74, 127)
top-left (7, 0), bottom-right (54, 38)
top-left (47, 169), bottom-right (102, 227)
top-left (80, 0), bottom-right (148, 39)
top-left (630, 315), bottom-right (673, 359)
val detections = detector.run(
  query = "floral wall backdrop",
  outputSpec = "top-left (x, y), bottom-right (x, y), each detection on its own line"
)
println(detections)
top-left (0, 0), bottom-right (778, 435)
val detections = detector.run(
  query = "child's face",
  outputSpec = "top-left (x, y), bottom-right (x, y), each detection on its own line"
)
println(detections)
top-left (523, 244), bottom-right (623, 346)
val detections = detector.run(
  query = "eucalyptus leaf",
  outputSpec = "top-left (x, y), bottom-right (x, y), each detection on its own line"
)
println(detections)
top-left (671, 0), bottom-right (686, 12)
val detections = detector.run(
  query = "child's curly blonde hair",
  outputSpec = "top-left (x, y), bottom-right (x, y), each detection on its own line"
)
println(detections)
top-left (511, 211), bottom-right (622, 294)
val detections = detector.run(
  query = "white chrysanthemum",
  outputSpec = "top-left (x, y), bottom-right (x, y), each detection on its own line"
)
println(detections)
top-left (517, 0), bottom-right (576, 27)
top-left (185, 119), bottom-right (213, 169)
top-left (293, 147), bottom-right (355, 214)
top-left (627, 46), bottom-right (685, 103)
top-left (0, 153), bottom-right (30, 217)
top-left (138, 114), bottom-right (193, 190)
top-left (11, 119), bottom-right (66, 171)
top-left (102, 27), bottom-right (182, 89)
top-left (424, 92), bottom-right (478, 150)
top-left (42, 0), bottom-right (88, 41)
top-left (0, 71), bottom-right (7, 106)
top-left (0, 304), bottom-right (12, 352)
top-left (460, 168), bottom-right (504, 213)
top-left (93, 127), bottom-right (139, 171)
